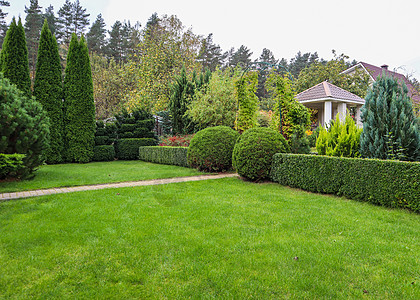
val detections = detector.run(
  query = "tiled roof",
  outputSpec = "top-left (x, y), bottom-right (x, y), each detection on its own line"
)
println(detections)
top-left (296, 81), bottom-right (365, 104)
top-left (346, 62), bottom-right (420, 104)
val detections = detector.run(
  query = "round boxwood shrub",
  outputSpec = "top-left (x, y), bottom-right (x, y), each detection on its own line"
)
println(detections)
top-left (187, 126), bottom-right (239, 172)
top-left (232, 127), bottom-right (289, 181)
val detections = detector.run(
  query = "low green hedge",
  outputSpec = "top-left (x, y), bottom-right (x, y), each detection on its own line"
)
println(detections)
top-left (0, 153), bottom-right (26, 179)
top-left (139, 146), bottom-right (188, 167)
top-left (93, 145), bottom-right (115, 161)
top-left (270, 153), bottom-right (420, 212)
top-left (115, 138), bottom-right (157, 160)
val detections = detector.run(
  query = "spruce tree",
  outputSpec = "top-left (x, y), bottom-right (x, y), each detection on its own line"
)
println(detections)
top-left (33, 19), bottom-right (64, 164)
top-left (361, 74), bottom-right (420, 161)
top-left (63, 34), bottom-right (95, 163)
top-left (0, 17), bottom-right (31, 98)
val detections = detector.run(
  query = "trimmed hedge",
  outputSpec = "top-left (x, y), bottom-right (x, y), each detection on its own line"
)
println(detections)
top-left (139, 146), bottom-right (188, 167)
top-left (93, 145), bottom-right (115, 162)
top-left (115, 138), bottom-right (157, 160)
top-left (270, 153), bottom-right (420, 213)
top-left (0, 153), bottom-right (26, 179)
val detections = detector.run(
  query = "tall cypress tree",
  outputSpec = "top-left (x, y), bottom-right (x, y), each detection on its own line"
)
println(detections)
top-left (361, 74), bottom-right (420, 161)
top-left (33, 19), bottom-right (63, 164)
top-left (0, 17), bottom-right (31, 98)
top-left (63, 33), bottom-right (95, 163)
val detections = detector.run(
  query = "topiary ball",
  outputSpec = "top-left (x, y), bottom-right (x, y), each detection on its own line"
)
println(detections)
top-left (187, 126), bottom-right (239, 172)
top-left (232, 127), bottom-right (289, 181)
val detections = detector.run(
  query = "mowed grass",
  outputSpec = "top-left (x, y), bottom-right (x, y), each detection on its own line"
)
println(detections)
top-left (0, 177), bottom-right (419, 299)
top-left (0, 160), bottom-right (205, 193)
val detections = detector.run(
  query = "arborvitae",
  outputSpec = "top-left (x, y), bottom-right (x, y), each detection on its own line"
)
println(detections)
top-left (360, 74), bottom-right (420, 161)
top-left (169, 66), bottom-right (196, 134)
top-left (1, 17), bottom-right (31, 98)
top-left (63, 34), bottom-right (95, 163)
top-left (33, 19), bottom-right (64, 164)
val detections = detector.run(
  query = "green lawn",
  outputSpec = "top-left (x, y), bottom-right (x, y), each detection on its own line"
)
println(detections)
top-left (0, 160), bottom-right (205, 193)
top-left (0, 177), bottom-right (418, 299)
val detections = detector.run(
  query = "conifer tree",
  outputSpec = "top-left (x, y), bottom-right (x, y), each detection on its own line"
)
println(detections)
top-left (43, 5), bottom-right (56, 36)
top-left (360, 74), bottom-right (420, 161)
top-left (56, 0), bottom-right (72, 44)
top-left (86, 14), bottom-right (106, 54)
top-left (0, 17), bottom-right (31, 98)
top-left (33, 19), bottom-right (64, 163)
top-left (0, 0), bottom-right (9, 46)
top-left (169, 66), bottom-right (196, 134)
top-left (63, 34), bottom-right (95, 163)
top-left (24, 0), bottom-right (43, 81)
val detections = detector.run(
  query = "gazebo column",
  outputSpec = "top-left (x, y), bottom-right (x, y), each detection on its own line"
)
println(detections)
top-left (355, 105), bottom-right (363, 127)
top-left (324, 101), bottom-right (332, 127)
top-left (337, 102), bottom-right (347, 122)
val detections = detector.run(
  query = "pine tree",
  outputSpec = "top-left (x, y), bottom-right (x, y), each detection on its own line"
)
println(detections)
top-left (43, 5), bottom-right (56, 36)
top-left (72, 0), bottom-right (89, 36)
top-left (63, 34), bottom-right (95, 163)
top-left (197, 33), bottom-right (223, 71)
top-left (361, 74), bottom-right (420, 161)
top-left (24, 0), bottom-right (43, 82)
top-left (56, 0), bottom-right (73, 45)
top-left (229, 45), bottom-right (253, 68)
top-left (169, 66), bottom-right (196, 134)
top-left (0, 17), bottom-right (31, 98)
top-left (0, 0), bottom-right (9, 46)
top-left (33, 19), bottom-right (64, 164)
top-left (107, 20), bottom-right (123, 63)
top-left (86, 14), bottom-right (106, 54)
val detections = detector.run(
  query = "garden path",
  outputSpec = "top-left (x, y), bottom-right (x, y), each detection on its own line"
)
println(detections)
top-left (0, 173), bottom-right (238, 201)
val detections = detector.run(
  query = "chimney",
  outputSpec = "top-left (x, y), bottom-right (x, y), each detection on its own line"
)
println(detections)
top-left (381, 64), bottom-right (389, 70)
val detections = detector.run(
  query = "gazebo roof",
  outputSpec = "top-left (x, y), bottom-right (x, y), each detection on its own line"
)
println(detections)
top-left (295, 81), bottom-right (365, 104)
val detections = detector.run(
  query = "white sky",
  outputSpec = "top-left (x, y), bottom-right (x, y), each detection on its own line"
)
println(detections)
top-left (7, 0), bottom-right (420, 79)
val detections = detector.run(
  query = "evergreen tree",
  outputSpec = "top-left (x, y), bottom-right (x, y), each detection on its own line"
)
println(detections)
top-left (72, 0), bottom-right (89, 36)
top-left (255, 48), bottom-right (278, 101)
top-left (43, 5), bottom-right (56, 36)
top-left (56, 0), bottom-right (73, 45)
top-left (87, 13), bottom-right (106, 54)
top-left (24, 0), bottom-right (43, 81)
top-left (229, 45), bottom-right (252, 68)
top-left (197, 33), bottom-right (223, 71)
top-left (169, 66), bottom-right (196, 134)
top-left (288, 51), bottom-right (320, 78)
top-left (33, 19), bottom-right (64, 164)
top-left (0, 0), bottom-right (9, 46)
top-left (107, 20), bottom-right (123, 63)
top-left (63, 34), bottom-right (95, 163)
top-left (361, 74), bottom-right (420, 161)
top-left (0, 17), bottom-right (31, 98)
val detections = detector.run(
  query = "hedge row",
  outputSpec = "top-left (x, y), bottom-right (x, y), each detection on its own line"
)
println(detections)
top-left (115, 138), bottom-right (157, 160)
top-left (139, 146), bottom-right (189, 167)
top-left (270, 153), bottom-right (420, 213)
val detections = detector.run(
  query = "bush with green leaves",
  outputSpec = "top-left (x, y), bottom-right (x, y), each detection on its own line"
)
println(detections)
top-left (235, 72), bottom-right (259, 132)
top-left (114, 108), bottom-right (158, 160)
top-left (93, 121), bottom-right (116, 161)
top-left (316, 114), bottom-right (362, 157)
top-left (0, 154), bottom-right (26, 179)
top-left (187, 126), bottom-right (239, 172)
top-left (139, 146), bottom-right (189, 167)
top-left (0, 74), bottom-right (50, 178)
top-left (361, 74), bottom-right (420, 161)
top-left (270, 153), bottom-right (420, 213)
top-left (232, 127), bottom-right (289, 181)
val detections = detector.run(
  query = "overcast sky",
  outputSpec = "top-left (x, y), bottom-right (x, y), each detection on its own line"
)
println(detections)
top-left (7, 0), bottom-right (420, 79)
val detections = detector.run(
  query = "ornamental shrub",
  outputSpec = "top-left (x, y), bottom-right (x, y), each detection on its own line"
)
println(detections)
top-left (159, 134), bottom-right (194, 147)
top-left (270, 153), bottom-right (420, 213)
top-left (187, 126), bottom-right (239, 172)
top-left (0, 74), bottom-right (50, 178)
top-left (232, 127), bottom-right (289, 181)
top-left (139, 146), bottom-right (189, 167)
top-left (0, 154), bottom-right (26, 179)
top-left (93, 145), bottom-right (115, 162)
top-left (33, 20), bottom-right (64, 164)
top-left (63, 34), bottom-right (95, 163)
top-left (114, 138), bottom-right (157, 160)
top-left (316, 114), bottom-right (362, 157)
top-left (361, 74), bottom-right (420, 161)
top-left (92, 121), bottom-right (116, 161)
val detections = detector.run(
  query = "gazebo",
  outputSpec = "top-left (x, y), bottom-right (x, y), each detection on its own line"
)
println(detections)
top-left (295, 81), bottom-right (364, 127)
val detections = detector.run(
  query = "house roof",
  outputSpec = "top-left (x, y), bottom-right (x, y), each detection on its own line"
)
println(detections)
top-left (342, 62), bottom-right (420, 104)
top-left (295, 81), bottom-right (365, 104)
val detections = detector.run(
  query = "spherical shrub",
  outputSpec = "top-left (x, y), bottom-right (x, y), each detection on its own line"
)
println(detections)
top-left (187, 126), bottom-right (239, 172)
top-left (232, 127), bottom-right (289, 181)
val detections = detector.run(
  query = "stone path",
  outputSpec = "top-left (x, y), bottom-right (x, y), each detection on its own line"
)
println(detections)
top-left (0, 173), bottom-right (238, 201)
